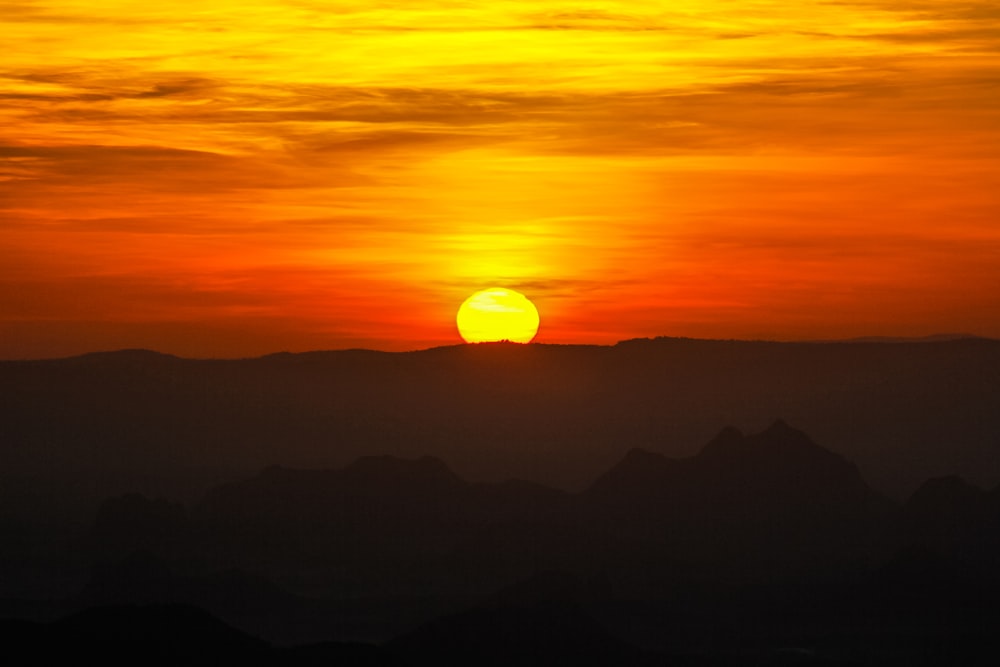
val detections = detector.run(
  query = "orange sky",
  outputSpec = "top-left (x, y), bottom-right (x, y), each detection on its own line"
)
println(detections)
top-left (3, 1), bottom-right (999, 358)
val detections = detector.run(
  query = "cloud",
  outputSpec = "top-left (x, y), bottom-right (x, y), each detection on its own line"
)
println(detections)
top-left (521, 9), bottom-right (666, 32)
top-left (4, 0), bottom-right (1000, 355)
top-left (0, 141), bottom-right (374, 201)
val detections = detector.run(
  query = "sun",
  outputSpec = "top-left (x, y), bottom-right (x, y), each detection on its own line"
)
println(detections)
top-left (456, 288), bottom-right (540, 344)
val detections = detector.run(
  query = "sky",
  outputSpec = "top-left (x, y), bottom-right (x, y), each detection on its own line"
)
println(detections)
top-left (2, 0), bottom-right (999, 358)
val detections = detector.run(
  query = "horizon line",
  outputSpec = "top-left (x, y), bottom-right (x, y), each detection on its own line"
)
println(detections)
top-left (2, 332), bottom-right (993, 363)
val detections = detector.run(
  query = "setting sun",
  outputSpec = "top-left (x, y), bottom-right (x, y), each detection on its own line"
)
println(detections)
top-left (456, 288), bottom-right (540, 344)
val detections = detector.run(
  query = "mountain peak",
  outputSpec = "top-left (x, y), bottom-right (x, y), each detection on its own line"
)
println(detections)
top-left (697, 420), bottom-right (826, 462)
top-left (763, 418), bottom-right (793, 435)
top-left (337, 454), bottom-right (469, 497)
top-left (583, 447), bottom-right (680, 498)
top-left (906, 475), bottom-right (986, 513)
top-left (696, 426), bottom-right (745, 457)
top-left (686, 422), bottom-right (890, 516)
top-left (753, 420), bottom-right (824, 456)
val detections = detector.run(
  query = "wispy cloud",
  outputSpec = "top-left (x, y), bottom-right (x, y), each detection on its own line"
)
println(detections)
top-left (2, 0), bottom-right (999, 356)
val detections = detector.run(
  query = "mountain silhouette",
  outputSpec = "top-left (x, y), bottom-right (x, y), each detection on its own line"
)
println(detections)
top-left (4, 420), bottom-right (1000, 662)
top-left (581, 421), bottom-right (883, 507)
top-left (71, 424), bottom-right (904, 616)
top-left (172, 424), bottom-right (889, 593)
top-left (5, 337), bottom-right (1000, 663)
top-left (187, 455), bottom-right (582, 604)
top-left (900, 475), bottom-right (1000, 574)
top-left (690, 419), bottom-right (893, 520)
top-left (580, 421), bottom-right (896, 582)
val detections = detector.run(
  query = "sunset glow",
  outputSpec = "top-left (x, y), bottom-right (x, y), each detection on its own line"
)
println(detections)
top-left (3, 1), bottom-right (999, 357)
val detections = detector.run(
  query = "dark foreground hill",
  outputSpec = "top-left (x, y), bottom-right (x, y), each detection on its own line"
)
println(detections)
top-left (0, 604), bottom-right (400, 667)
top-left (4, 423), bottom-right (1000, 663)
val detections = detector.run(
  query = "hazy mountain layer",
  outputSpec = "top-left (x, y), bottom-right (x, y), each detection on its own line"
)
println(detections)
top-left (2, 338), bottom-right (999, 532)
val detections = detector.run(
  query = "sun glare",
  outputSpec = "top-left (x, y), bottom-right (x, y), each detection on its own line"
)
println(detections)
top-left (456, 288), bottom-right (540, 344)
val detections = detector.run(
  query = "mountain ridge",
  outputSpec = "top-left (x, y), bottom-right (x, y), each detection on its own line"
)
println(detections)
top-left (2, 332), bottom-right (996, 364)
top-left (3, 336), bottom-right (999, 525)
